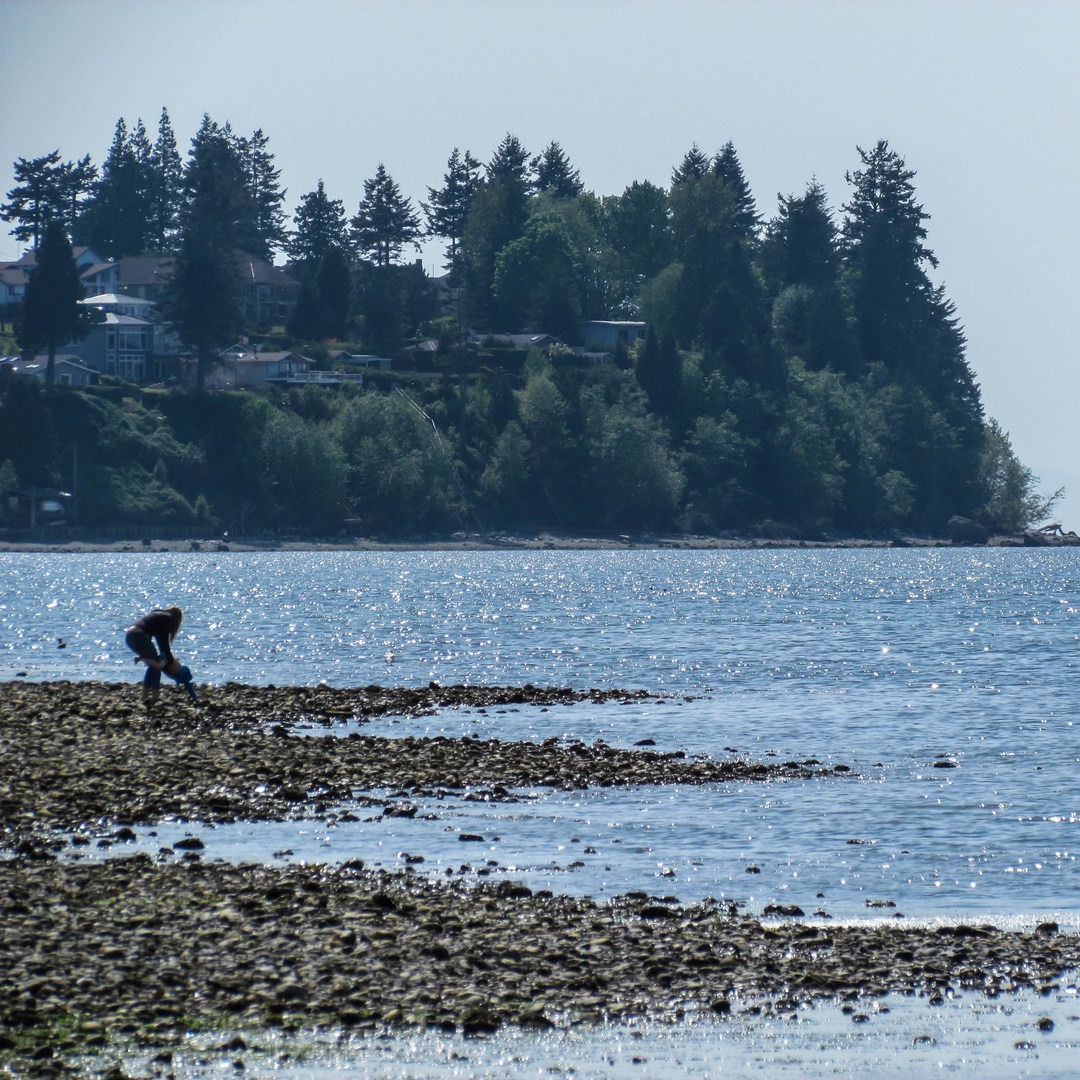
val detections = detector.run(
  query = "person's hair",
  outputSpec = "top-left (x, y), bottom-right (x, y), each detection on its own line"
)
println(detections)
top-left (166, 606), bottom-right (183, 634)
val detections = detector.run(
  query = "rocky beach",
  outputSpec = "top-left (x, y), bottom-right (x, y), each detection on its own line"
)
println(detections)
top-left (3, 680), bottom-right (1080, 1075)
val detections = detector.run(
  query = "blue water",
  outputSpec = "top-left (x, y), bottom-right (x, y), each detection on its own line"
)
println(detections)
top-left (4, 548), bottom-right (1080, 925)
top-left (8, 547), bottom-right (1080, 1076)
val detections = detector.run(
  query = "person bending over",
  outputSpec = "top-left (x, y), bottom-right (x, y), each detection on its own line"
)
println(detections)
top-left (125, 605), bottom-right (183, 705)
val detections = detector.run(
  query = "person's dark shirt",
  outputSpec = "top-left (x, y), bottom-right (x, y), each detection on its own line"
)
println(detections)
top-left (132, 610), bottom-right (177, 661)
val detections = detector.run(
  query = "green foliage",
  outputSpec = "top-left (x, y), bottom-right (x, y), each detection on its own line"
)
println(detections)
top-left (287, 180), bottom-right (349, 268)
top-left (350, 164), bottom-right (422, 268)
top-left (334, 390), bottom-right (465, 533)
top-left (493, 212), bottom-right (581, 339)
top-left (977, 418), bottom-right (1061, 531)
top-left (16, 221), bottom-right (99, 387)
top-left (0, 458), bottom-right (18, 524)
top-left (77, 118), bottom-right (155, 258)
top-left (424, 148), bottom-right (483, 272)
top-left (2, 150), bottom-right (96, 246)
top-left (2, 127), bottom-right (1049, 538)
top-left (260, 409), bottom-right (347, 529)
top-left (581, 383), bottom-right (683, 529)
top-left (531, 142), bottom-right (583, 198)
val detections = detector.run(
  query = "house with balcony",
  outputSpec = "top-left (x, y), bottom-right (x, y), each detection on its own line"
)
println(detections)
top-left (204, 346), bottom-right (312, 389)
top-left (57, 293), bottom-right (155, 381)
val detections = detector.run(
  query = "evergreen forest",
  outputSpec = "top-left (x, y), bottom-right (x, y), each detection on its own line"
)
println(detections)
top-left (0, 114), bottom-right (1057, 538)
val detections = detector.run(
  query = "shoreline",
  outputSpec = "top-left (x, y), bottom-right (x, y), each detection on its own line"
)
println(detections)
top-left (0, 527), bottom-right (1072, 554)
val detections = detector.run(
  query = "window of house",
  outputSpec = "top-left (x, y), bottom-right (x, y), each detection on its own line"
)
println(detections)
top-left (119, 354), bottom-right (144, 381)
top-left (119, 329), bottom-right (147, 351)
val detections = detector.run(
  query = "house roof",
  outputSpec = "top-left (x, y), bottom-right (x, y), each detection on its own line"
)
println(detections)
top-left (0, 265), bottom-right (29, 285)
top-left (472, 333), bottom-right (557, 349)
top-left (0, 354), bottom-right (95, 375)
top-left (115, 255), bottom-right (175, 288)
top-left (222, 349), bottom-right (311, 364)
top-left (82, 292), bottom-right (154, 307)
top-left (14, 246), bottom-right (105, 269)
top-left (96, 312), bottom-right (153, 327)
top-left (237, 255), bottom-right (299, 286)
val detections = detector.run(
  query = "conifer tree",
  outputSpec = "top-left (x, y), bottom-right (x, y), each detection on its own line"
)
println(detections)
top-left (710, 141), bottom-right (758, 240)
top-left (17, 220), bottom-right (97, 387)
top-left (761, 179), bottom-right (837, 291)
top-left (238, 128), bottom-right (288, 259)
top-left (487, 133), bottom-right (531, 186)
top-left (761, 180), bottom-right (853, 371)
top-left (841, 140), bottom-right (985, 524)
top-left (78, 118), bottom-right (155, 257)
top-left (841, 139), bottom-right (937, 373)
top-left (287, 180), bottom-right (349, 269)
top-left (149, 108), bottom-right (184, 252)
top-left (182, 115), bottom-right (262, 258)
top-left (671, 144), bottom-right (710, 185)
top-left (2, 151), bottom-right (94, 247)
top-left (424, 147), bottom-right (482, 271)
top-left (531, 141), bottom-right (583, 198)
top-left (350, 164), bottom-right (422, 268)
top-left (169, 116), bottom-right (249, 389)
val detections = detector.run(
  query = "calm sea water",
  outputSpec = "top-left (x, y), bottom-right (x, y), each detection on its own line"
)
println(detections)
top-left (5, 548), bottom-right (1080, 1075)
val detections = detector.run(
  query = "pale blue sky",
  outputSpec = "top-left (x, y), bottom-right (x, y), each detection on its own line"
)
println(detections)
top-left (3, 0), bottom-right (1077, 526)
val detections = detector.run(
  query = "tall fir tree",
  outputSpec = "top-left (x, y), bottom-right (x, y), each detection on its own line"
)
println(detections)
top-left (238, 128), bottom-right (288, 259)
top-left (287, 180), bottom-right (349, 269)
top-left (531, 142), bottom-right (584, 198)
top-left (350, 164), bottom-right (422, 268)
top-left (710, 141), bottom-right (759, 241)
top-left (841, 140), bottom-right (985, 525)
top-left (168, 115), bottom-right (250, 389)
top-left (148, 108), bottom-right (184, 252)
top-left (182, 115), bottom-right (262, 258)
top-left (78, 118), bottom-right (156, 257)
top-left (424, 147), bottom-right (482, 272)
top-left (2, 151), bottom-right (95, 248)
top-left (17, 220), bottom-right (97, 387)
top-left (760, 179), bottom-right (853, 372)
top-left (671, 143), bottom-right (710, 185)
top-left (761, 179), bottom-right (837, 291)
top-left (841, 139), bottom-right (937, 372)
top-left (487, 133), bottom-right (531, 186)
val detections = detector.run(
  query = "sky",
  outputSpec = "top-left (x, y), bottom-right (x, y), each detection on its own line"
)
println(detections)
top-left (3, 0), bottom-right (1078, 528)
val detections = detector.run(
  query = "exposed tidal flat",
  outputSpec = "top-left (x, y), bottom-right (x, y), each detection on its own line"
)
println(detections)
top-left (4, 546), bottom-right (1080, 1075)
top-left (3, 681), bottom-right (1080, 1077)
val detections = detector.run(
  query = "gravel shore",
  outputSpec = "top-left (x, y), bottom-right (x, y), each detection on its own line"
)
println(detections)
top-left (2, 680), bottom-right (1078, 1074)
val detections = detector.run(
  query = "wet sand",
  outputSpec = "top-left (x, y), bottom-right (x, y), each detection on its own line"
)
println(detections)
top-left (2, 680), bottom-right (1078, 1073)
